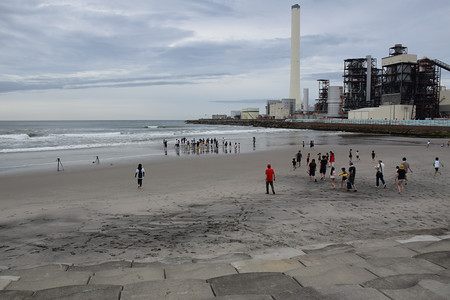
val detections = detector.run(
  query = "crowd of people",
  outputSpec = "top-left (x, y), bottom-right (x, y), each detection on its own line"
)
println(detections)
top-left (292, 147), bottom-right (418, 194)
top-left (279, 141), bottom-right (444, 195)
top-left (162, 137), bottom-right (244, 156)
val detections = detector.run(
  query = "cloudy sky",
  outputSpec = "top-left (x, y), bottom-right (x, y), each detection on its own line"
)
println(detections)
top-left (1, 0), bottom-right (449, 120)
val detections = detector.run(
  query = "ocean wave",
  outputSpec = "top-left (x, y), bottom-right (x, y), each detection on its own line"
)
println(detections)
top-left (0, 133), bottom-right (31, 140)
top-left (0, 142), bottom-right (131, 153)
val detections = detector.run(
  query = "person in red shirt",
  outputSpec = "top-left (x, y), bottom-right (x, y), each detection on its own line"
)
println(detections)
top-left (265, 164), bottom-right (275, 194)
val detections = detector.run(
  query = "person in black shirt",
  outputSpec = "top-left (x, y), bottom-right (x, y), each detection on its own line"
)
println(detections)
top-left (396, 164), bottom-right (407, 194)
top-left (348, 162), bottom-right (357, 192)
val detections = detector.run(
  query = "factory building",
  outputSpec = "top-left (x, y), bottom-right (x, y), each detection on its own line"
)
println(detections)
top-left (343, 56), bottom-right (380, 111)
top-left (266, 99), bottom-right (296, 119)
top-left (230, 111), bottom-right (241, 119)
top-left (241, 108), bottom-right (259, 119)
top-left (342, 44), bottom-right (450, 120)
top-left (440, 87), bottom-right (450, 117)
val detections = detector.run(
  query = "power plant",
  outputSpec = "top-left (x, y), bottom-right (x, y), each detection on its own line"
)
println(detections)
top-left (214, 5), bottom-right (450, 121)
top-left (314, 44), bottom-right (450, 120)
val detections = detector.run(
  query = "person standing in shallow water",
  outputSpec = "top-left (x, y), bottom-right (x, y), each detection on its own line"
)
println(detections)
top-left (135, 163), bottom-right (145, 188)
top-left (265, 164), bottom-right (275, 194)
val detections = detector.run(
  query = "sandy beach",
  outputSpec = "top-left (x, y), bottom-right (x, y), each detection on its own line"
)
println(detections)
top-left (1, 137), bottom-right (449, 269)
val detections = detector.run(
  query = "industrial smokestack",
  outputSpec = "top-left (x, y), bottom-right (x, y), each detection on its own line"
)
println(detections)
top-left (303, 88), bottom-right (309, 112)
top-left (289, 4), bottom-right (301, 111)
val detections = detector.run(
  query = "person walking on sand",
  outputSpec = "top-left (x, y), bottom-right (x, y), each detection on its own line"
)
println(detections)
top-left (265, 164), bottom-right (275, 194)
top-left (292, 158), bottom-right (297, 170)
top-left (434, 157), bottom-right (442, 176)
top-left (371, 150), bottom-right (376, 162)
top-left (135, 163), bottom-right (145, 188)
top-left (348, 162), bottom-right (357, 192)
top-left (296, 150), bottom-right (302, 167)
top-left (309, 159), bottom-right (317, 182)
top-left (330, 167), bottom-right (336, 189)
top-left (306, 153), bottom-right (310, 165)
top-left (396, 164), bottom-right (407, 194)
top-left (401, 157), bottom-right (413, 184)
top-left (349, 149), bottom-right (353, 162)
top-left (375, 160), bottom-right (386, 188)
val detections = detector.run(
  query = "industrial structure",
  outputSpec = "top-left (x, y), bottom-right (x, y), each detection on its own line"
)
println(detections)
top-left (303, 88), bottom-right (309, 112)
top-left (314, 79), bottom-right (329, 113)
top-left (265, 99), bottom-right (296, 119)
top-left (343, 55), bottom-right (380, 111)
top-left (341, 44), bottom-right (450, 119)
top-left (241, 108), bottom-right (260, 119)
top-left (289, 4), bottom-right (301, 111)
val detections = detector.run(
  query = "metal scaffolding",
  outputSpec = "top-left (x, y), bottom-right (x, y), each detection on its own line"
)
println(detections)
top-left (315, 79), bottom-right (329, 113)
top-left (416, 58), bottom-right (440, 119)
top-left (343, 56), bottom-right (380, 111)
top-left (381, 45), bottom-right (416, 106)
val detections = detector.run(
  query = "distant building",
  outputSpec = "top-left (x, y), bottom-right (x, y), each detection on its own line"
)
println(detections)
top-left (269, 102), bottom-right (290, 119)
top-left (440, 86), bottom-right (450, 117)
top-left (231, 111), bottom-right (241, 119)
top-left (212, 114), bottom-right (227, 120)
top-left (282, 98), bottom-right (296, 115)
top-left (266, 100), bottom-right (280, 115)
top-left (241, 108), bottom-right (259, 119)
top-left (348, 105), bottom-right (414, 120)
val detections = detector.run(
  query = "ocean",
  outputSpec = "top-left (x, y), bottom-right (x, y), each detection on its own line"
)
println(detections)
top-left (0, 120), bottom-right (403, 174)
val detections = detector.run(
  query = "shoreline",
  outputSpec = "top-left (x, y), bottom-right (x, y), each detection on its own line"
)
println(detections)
top-left (186, 119), bottom-right (450, 137)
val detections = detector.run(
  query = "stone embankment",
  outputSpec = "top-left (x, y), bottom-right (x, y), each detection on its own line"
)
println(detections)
top-left (186, 119), bottom-right (450, 137)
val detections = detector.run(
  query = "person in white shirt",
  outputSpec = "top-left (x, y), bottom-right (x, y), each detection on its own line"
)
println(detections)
top-left (375, 160), bottom-right (386, 188)
top-left (434, 157), bottom-right (442, 176)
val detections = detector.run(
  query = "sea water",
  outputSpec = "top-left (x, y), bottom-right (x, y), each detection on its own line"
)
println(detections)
top-left (0, 120), bottom-right (398, 174)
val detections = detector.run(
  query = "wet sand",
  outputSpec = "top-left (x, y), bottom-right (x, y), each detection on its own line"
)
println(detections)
top-left (0, 138), bottom-right (449, 269)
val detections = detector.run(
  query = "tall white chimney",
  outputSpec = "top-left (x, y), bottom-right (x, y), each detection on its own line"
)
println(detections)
top-left (303, 88), bottom-right (309, 112)
top-left (289, 4), bottom-right (301, 111)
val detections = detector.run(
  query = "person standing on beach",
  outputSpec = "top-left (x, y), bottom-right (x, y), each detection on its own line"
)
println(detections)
top-left (339, 168), bottom-right (348, 190)
top-left (375, 160), bottom-right (386, 188)
top-left (356, 150), bottom-right (360, 161)
top-left (349, 149), bottom-right (353, 162)
top-left (265, 164), bottom-right (275, 194)
top-left (308, 159), bottom-right (317, 182)
top-left (306, 153), bottom-right (310, 165)
top-left (371, 150), bottom-right (376, 162)
top-left (329, 151), bottom-right (335, 167)
top-left (434, 157), bottom-right (442, 176)
top-left (348, 162), bottom-right (357, 192)
top-left (330, 167), bottom-right (336, 189)
top-left (135, 163), bottom-right (145, 188)
top-left (319, 155), bottom-right (327, 180)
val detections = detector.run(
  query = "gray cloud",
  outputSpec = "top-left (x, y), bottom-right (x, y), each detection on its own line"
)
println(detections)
top-left (1, 0), bottom-right (449, 119)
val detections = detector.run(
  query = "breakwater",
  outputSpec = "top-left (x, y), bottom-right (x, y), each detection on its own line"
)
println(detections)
top-left (186, 119), bottom-right (450, 137)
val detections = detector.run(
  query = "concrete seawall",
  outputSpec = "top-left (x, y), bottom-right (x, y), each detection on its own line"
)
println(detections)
top-left (186, 119), bottom-right (450, 137)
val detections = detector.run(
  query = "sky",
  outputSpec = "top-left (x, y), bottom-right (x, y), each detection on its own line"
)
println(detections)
top-left (1, 0), bottom-right (450, 120)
